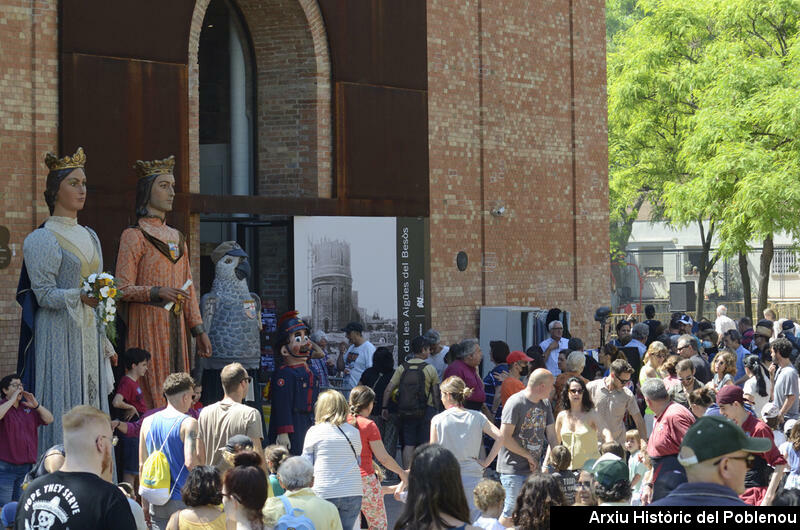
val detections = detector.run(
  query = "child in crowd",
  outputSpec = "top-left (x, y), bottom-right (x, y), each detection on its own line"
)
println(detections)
top-left (625, 430), bottom-right (647, 505)
top-left (264, 444), bottom-right (290, 497)
top-left (112, 348), bottom-right (150, 486)
top-left (191, 383), bottom-right (204, 415)
top-left (222, 434), bottom-right (254, 468)
top-left (1, 502), bottom-right (17, 530)
top-left (548, 445), bottom-right (577, 505)
top-left (762, 403), bottom-right (787, 447)
top-left (779, 420), bottom-right (800, 491)
top-left (472, 479), bottom-right (505, 530)
top-left (600, 441), bottom-right (625, 460)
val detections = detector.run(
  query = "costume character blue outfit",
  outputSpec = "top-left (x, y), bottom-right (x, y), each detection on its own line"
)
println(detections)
top-left (267, 311), bottom-right (314, 455)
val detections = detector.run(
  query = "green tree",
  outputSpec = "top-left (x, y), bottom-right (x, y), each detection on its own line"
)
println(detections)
top-left (608, 0), bottom-right (719, 317)
top-left (682, 0), bottom-right (800, 317)
top-left (607, 0), bottom-right (800, 318)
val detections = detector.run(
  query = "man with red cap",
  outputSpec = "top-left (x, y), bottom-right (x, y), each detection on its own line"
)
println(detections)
top-left (716, 384), bottom-right (786, 505)
top-left (499, 351), bottom-right (533, 405)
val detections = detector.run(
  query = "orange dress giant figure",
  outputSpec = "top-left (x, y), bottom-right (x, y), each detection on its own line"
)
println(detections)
top-left (116, 156), bottom-right (212, 407)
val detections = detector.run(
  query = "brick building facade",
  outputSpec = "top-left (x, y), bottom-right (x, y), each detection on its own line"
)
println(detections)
top-left (0, 0), bottom-right (608, 376)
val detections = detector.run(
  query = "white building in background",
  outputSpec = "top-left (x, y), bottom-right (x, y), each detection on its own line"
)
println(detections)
top-left (619, 214), bottom-right (800, 307)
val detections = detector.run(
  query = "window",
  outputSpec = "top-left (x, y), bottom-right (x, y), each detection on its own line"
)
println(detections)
top-left (637, 247), bottom-right (664, 275)
top-left (772, 248), bottom-right (798, 275)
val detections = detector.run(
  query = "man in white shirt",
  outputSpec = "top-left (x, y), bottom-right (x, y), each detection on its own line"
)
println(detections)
top-left (342, 322), bottom-right (376, 387)
top-left (715, 305), bottom-right (737, 337)
top-left (540, 320), bottom-right (569, 376)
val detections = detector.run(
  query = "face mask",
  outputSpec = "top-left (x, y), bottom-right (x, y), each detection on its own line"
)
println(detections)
top-left (702, 341), bottom-right (713, 349)
top-left (519, 366), bottom-right (530, 377)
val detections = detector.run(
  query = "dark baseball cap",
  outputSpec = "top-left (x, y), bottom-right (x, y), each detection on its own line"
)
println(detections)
top-left (586, 458), bottom-right (629, 489)
top-left (678, 415), bottom-right (772, 466)
top-left (341, 322), bottom-right (364, 333)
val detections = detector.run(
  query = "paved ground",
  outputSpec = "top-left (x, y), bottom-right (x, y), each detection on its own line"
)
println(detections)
top-left (385, 494), bottom-right (403, 527)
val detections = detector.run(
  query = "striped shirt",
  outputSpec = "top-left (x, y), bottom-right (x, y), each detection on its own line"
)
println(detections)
top-left (302, 422), bottom-right (363, 499)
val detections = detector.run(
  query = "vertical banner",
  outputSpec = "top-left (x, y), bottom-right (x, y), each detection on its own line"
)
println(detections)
top-left (396, 217), bottom-right (430, 360)
top-left (294, 216), bottom-right (429, 369)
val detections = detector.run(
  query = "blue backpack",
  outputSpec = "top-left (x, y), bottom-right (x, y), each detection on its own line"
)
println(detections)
top-left (275, 495), bottom-right (315, 530)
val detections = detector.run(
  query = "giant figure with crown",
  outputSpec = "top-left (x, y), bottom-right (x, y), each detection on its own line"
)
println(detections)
top-left (115, 156), bottom-right (212, 408)
top-left (18, 147), bottom-right (115, 450)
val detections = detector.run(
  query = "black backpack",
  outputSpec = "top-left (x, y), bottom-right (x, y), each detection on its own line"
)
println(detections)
top-left (397, 361), bottom-right (428, 418)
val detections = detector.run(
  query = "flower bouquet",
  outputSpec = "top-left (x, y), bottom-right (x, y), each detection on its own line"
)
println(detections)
top-left (82, 272), bottom-right (121, 344)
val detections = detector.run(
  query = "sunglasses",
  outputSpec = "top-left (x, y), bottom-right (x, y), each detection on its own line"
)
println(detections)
top-left (97, 435), bottom-right (119, 447)
top-left (569, 388), bottom-right (584, 394)
top-left (713, 454), bottom-right (756, 469)
top-left (679, 375), bottom-right (694, 383)
top-left (576, 481), bottom-right (592, 489)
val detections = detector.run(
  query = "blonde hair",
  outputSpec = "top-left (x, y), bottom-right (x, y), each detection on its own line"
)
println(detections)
top-left (714, 351), bottom-right (737, 377)
top-left (790, 422), bottom-right (800, 452)
top-left (264, 444), bottom-right (290, 473)
top-left (349, 385), bottom-right (376, 416)
top-left (625, 429), bottom-right (642, 449)
top-left (643, 341), bottom-right (668, 365)
top-left (62, 405), bottom-right (110, 433)
top-left (221, 362), bottom-right (248, 394)
top-left (440, 376), bottom-right (473, 405)
top-left (473, 479), bottom-right (505, 512)
top-left (62, 405), bottom-right (111, 454)
top-left (314, 390), bottom-right (349, 426)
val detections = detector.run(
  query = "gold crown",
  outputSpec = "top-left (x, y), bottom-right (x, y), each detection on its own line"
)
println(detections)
top-left (44, 147), bottom-right (86, 171)
top-left (133, 155), bottom-right (175, 179)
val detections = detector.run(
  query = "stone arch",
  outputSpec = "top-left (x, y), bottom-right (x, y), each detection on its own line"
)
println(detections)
top-left (188, 0), bottom-right (332, 199)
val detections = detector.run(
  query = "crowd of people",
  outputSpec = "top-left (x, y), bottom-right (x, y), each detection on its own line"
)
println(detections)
top-left (3, 303), bottom-right (800, 529)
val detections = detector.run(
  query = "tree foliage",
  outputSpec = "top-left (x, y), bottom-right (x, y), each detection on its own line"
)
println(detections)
top-left (607, 0), bottom-right (800, 317)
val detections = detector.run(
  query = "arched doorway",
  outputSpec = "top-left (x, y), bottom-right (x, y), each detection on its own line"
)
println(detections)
top-left (192, 0), bottom-right (332, 309)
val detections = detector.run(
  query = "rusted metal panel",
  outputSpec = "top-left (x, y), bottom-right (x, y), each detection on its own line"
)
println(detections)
top-left (60, 0), bottom-right (195, 64)
top-left (186, 193), bottom-right (428, 218)
top-left (335, 82), bottom-right (429, 204)
top-left (318, 0), bottom-right (427, 90)
top-left (61, 53), bottom-right (190, 268)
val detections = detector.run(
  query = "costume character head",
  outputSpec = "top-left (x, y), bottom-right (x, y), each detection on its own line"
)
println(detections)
top-left (273, 311), bottom-right (311, 367)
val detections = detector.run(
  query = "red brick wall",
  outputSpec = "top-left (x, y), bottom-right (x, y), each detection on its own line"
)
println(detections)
top-left (0, 0), bottom-right (610, 374)
top-left (0, 0), bottom-right (59, 376)
top-left (427, 0), bottom-right (609, 348)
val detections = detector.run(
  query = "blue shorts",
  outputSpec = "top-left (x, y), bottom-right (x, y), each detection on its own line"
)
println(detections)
top-left (500, 473), bottom-right (527, 518)
top-left (121, 435), bottom-right (140, 475)
top-left (399, 406), bottom-right (435, 447)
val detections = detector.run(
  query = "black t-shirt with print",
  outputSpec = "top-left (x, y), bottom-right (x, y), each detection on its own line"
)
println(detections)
top-left (15, 471), bottom-right (137, 530)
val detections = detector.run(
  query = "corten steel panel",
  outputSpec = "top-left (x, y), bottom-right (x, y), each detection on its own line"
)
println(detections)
top-left (335, 82), bottom-right (429, 203)
top-left (60, 0), bottom-right (195, 64)
top-left (318, 0), bottom-right (427, 90)
top-left (187, 193), bottom-right (428, 217)
top-left (61, 53), bottom-right (190, 270)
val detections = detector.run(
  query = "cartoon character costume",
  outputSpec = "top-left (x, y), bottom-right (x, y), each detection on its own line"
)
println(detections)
top-left (267, 311), bottom-right (314, 455)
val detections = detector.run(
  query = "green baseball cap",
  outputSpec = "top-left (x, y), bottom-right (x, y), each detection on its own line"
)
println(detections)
top-left (586, 458), bottom-right (629, 489)
top-left (677, 415), bottom-right (772, 466)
